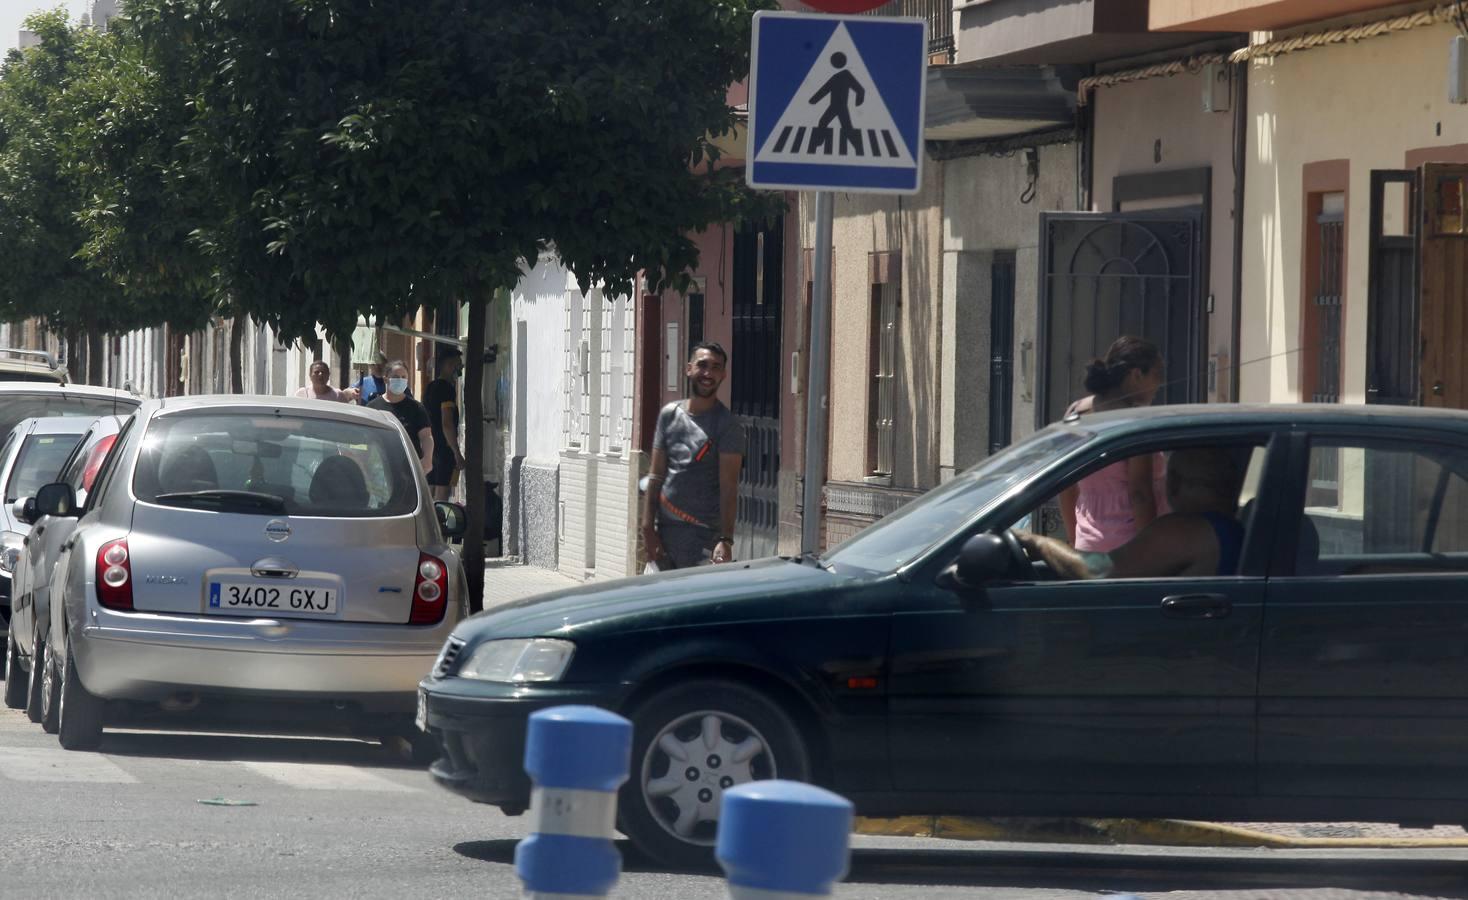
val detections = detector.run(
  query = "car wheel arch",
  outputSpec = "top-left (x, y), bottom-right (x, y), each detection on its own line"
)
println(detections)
top-left (616, 661), bottom-right (832, 787)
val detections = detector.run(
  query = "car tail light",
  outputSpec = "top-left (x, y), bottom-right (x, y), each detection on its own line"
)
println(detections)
top-left (81, 434), bottom-right (118, 493)
top-left (96, 538), bottom-right (133, 611)
top-left (410, 553), bottom-right (448, 625)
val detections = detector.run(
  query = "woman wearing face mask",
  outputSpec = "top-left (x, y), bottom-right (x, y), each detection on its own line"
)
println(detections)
top-left (368, 360), bottom-right (434, 472)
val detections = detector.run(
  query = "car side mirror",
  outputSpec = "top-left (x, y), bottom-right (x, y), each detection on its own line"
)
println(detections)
top-left (34, 483), bottom-right (77, 519)
top-left (947, 533), bottom-right (1014, 589)
top-left (435, 501), bottom-right (467, 539)
top-left (12, 497), bottom-right (36, 525)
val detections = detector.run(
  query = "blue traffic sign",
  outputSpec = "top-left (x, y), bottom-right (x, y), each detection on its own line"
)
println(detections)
top-left (746, 11), bottom-right (927, 194)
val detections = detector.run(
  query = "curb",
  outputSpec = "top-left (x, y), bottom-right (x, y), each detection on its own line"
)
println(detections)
top-left (853, 816), bottom-right (1468, 849)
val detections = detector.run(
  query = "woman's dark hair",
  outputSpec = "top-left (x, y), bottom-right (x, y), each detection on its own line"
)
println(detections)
top-left (1083, 336), bottom-right (1162, 395)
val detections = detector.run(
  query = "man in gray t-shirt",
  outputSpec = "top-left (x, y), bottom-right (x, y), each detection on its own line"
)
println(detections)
top-left (643, 342), bottom-right (746, 569)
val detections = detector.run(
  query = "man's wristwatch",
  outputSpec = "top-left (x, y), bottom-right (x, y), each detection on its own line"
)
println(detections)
top-left (716, 535), bottom-right (732, 545)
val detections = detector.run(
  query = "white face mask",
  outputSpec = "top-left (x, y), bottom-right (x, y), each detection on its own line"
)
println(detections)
top-left (387, 377), bottom-right (409, 395)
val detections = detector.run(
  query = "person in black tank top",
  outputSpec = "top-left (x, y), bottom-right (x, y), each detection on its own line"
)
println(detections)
top-left (1020, 446), bottom-right (1246, 580)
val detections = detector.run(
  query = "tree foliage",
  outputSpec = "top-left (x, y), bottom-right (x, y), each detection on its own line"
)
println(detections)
top-left (0, 11), bottom-right (214, 338)
top-left (122, 0), bottom-right (781, 343)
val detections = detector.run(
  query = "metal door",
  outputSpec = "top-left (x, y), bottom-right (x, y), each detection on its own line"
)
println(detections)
top-left (988, 252), bottom-right (1016, 454)
top-left (1037, 212), bottom-right (1205, 427)
top-left (731, 218), bottom-right (783, 561)
top-left (1419, 163), bottom-right (1468, 408)
top-left (1366, 170), bottom-right (1420, 406)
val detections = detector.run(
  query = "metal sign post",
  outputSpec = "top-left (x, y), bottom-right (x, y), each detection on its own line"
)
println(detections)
top-left (801, 191), bottom-right (834, 556)
top-left (745, 10), bottom-right (927, 558)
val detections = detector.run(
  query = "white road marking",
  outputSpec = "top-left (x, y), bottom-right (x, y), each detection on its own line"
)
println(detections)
top-left (0, 747), bottom-right (138, 783)
top-left (239, 761), bottom-right (416, 792)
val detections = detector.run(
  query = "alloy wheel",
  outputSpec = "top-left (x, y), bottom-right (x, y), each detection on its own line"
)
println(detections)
top-left (639, 710), bottom-right (775, 846)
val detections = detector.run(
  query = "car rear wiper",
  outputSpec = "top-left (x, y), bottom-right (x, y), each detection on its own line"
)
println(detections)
top-left (153, 490), bottom-right (288, 515)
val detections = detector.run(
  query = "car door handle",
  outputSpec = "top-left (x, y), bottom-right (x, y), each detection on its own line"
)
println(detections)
top-left (1161, 593), bottom-right (1232, 619)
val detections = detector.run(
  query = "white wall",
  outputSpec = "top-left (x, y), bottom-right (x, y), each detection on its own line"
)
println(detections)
top-left (512, 256), bottom-right (573, 462)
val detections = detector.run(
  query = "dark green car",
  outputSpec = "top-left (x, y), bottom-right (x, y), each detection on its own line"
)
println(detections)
top-left (422, 403), bottom-right (1468, 867)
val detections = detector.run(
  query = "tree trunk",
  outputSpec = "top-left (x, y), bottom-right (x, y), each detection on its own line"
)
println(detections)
top-left (87, 332), bottom-right (104, 386)
top-left (230, 313), bottom-right (246, 393)
top-left (462, 295), bottom-right (487, 613)
top-left (65, 328), bottom-right (82, 383)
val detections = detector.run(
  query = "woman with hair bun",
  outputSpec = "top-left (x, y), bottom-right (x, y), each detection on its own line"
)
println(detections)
top-left (1058, 336), bottom-right (1166, 551)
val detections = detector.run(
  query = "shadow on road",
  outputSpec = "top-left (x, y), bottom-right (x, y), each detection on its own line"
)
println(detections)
top-left (453, 838), bottom-right (1468, 895)
top-left (97, 728), bottom-right (417, 768)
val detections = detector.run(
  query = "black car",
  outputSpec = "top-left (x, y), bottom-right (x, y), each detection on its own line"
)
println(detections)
top-left (421, 403), bottom-right (1468, 867)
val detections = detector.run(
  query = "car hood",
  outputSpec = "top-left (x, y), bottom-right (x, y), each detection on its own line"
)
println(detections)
top-left (456, 557), bottom-right (849, 640)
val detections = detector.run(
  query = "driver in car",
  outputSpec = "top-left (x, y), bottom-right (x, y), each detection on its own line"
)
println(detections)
top-left (1018, 447), bottom-right (1245, 579)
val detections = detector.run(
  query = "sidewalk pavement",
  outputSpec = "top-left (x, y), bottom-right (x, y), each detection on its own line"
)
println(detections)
top-left (478, 559), bottom-right (1468, 849)
top-left (483, 557), bottom-right (580, 610)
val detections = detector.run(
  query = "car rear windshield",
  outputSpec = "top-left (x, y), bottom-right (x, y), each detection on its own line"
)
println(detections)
top-left (133, 412), bottom-right (419, 518)
top-left (6, 433), bottom-right (85, 502)
top-left (0, 395), bottom-right (138, 446)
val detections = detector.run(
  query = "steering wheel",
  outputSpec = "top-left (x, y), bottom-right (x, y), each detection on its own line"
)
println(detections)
top-left (998, 528), bottom-right (1031, 578)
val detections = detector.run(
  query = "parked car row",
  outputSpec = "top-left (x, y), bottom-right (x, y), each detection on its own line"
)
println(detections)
top-left (1, 387), bottom-right (469, 759)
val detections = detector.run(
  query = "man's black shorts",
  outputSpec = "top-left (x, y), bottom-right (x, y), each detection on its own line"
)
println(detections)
top-left (427, 449), bottom-right (456, 487)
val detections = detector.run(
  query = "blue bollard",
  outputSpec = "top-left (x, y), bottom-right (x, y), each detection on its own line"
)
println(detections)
top-left (514, 705), bottom-right (633, 899)
top-left (717, 780), bottom-right (854, 898)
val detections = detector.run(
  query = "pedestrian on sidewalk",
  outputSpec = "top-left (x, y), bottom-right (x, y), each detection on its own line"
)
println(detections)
top-left (641, 342), bottom-right (745, 570)
top-left (354, 351), bottom-right (389, 406)
top-left (424, 348), bottom-right (464, 501)
top-left (295, 360), bottom-right (360, 403)
top-left (368, 360), bottom-right (434, 473)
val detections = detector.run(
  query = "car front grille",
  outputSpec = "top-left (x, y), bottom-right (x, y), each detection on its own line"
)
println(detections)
top-left (435, 637), bottom-right (466, 678)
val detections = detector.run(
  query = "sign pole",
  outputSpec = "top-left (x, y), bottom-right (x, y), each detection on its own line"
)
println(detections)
top-left (802, 190), bottom-right (835, 557)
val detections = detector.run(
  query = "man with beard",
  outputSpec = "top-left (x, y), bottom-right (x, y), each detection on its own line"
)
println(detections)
top-left (642, 342), bottom-right (746, 569)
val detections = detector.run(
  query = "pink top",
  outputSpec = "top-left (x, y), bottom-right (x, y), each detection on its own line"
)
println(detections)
top-left (1074, 453), bottom-right (1169, 552)
top-left (294, 386), bottom-right (350, 402)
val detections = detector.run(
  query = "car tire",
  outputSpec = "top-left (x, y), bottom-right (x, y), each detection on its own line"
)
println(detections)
top-left (39, 636), bottom-right (60, 734)
top-left (25, 631), bottom-right (44, 724)
top-left (618, 679), bottom-right (811, 870)
top-left (57, 635), bottom-right (104, 751)
top-left (3, 631), bottom-right (25, 709)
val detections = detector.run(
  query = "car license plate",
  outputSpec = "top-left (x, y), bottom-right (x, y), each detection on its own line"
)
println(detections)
top-left (415, 689), bottom-right (427, 732)
top-left (207, 581), bottom-right (337, 616)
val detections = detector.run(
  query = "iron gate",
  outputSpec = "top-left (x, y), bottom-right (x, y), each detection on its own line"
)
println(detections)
top-left (1037, 211), bottom-right (1206, 427)
top-left (731, 218), bottom-right (783, 561)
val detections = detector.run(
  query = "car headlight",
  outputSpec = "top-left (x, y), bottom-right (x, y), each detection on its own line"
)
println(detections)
top-left (0, 531), bottom-right (23, 577)
top-left (457, 638), bottom-right (576, 683)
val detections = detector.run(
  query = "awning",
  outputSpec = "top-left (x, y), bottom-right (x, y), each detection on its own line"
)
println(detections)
top-left (924, 65), bottom-right (1079, 142)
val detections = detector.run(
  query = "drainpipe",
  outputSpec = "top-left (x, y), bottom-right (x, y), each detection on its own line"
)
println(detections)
top-left (1229, 60), bottom-right (1249, 403)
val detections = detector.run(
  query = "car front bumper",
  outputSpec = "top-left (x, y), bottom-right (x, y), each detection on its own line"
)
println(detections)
top-left (420, 676), bottom-right (626, 811)
top-left (75, 605), bottom-right (452, 706)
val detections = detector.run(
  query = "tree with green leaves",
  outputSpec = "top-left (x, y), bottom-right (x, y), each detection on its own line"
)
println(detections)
top-left (0, 11), bottom-right (217, 381)
top-left (123, 0), bottom-right (781, 607)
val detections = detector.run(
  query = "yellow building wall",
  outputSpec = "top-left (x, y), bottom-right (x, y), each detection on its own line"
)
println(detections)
top-left (1240, 21), bottom-right (1468, 404)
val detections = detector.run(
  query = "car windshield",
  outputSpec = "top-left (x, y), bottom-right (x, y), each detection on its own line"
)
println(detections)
top-left (6, 432), bottom-right (85, 502)
top-left (820, 426), bottom-right (1092, 574)
top-left (133, 412), bottom-right (418, 518)
top-left (0, 395), bottom-right (138, 446)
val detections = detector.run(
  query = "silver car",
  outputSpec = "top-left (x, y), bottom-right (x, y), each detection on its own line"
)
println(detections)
top-left (4, 415), bottom-right (126, 726)
top-left (34, 395), bottom-right (468, 751)
top-left (0, 417), bottom-right (96, 652)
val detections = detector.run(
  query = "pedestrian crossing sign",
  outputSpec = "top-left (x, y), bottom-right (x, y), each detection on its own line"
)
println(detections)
top-left (746, 11), bottom-right (927, 195)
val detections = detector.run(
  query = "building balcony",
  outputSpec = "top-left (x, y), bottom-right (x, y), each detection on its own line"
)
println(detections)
top-left (864, 0), bottom-right (957, 63)
top-left (1150, 0), bottom-right (1412, 33)
top-left (956, 0), bottom-right (1226, 66)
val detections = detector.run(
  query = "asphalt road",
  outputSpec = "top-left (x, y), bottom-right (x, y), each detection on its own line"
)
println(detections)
top-left (3, 703), bottom-right (1468, 899)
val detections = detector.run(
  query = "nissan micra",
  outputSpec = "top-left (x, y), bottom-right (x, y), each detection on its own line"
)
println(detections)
top-left (33, 395), bottom-right (468, 751)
